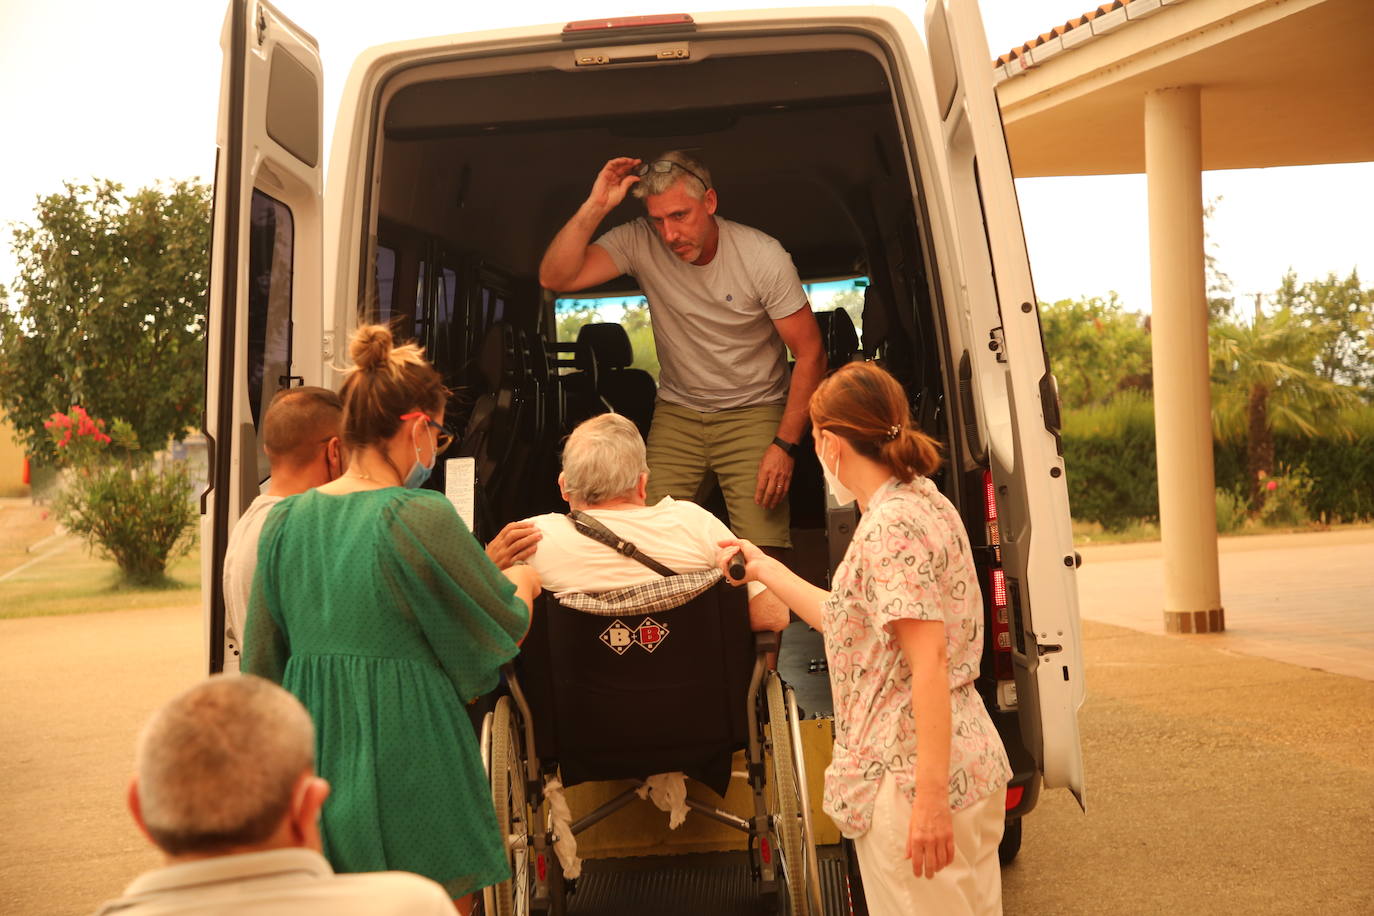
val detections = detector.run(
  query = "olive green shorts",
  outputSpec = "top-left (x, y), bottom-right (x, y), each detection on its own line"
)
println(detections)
top-left (645, 399), bottom-right (790, 548)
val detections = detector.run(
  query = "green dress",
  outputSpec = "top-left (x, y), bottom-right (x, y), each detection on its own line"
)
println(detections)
top-left (243, 487), bottom-right (527, 898)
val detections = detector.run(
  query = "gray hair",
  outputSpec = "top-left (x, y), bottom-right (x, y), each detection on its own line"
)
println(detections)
top-left (632, 150), bottom-right (712, 201)
top-left (135, 676), bottom-right (315, 856)
top-left (561, 413), bottom-right (648, 505)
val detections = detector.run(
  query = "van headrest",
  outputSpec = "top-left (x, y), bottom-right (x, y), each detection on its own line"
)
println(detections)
top-left (575, 322), bottom-right (634, 371)
top-left (815, 307), bottom-right (860, 366)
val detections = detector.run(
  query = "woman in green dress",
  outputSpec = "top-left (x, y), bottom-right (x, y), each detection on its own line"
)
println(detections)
top-left (244, 324), bottom-right (540, 913)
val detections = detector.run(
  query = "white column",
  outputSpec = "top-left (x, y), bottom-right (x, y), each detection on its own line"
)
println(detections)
top-left (1145, 86), bottom-right (1224, 634)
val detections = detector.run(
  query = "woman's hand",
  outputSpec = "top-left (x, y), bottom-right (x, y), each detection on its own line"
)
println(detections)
top-left (716, 538), bottom-right (768, 585)
top-left (905, 791), bottom-right (955, 879)
top-left (486, 521), bottom-right (541, 569)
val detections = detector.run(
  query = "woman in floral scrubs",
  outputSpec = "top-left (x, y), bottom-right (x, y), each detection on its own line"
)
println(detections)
top-left (719, 361), bottom-right (1011, 915)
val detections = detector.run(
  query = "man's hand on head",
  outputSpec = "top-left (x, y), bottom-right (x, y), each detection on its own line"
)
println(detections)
top-left (753, 445), bottom-right (795, 509)
top-left (485, 521), bottom-right (542, 569)
top-left (587, 157), bottom-right (642, 215)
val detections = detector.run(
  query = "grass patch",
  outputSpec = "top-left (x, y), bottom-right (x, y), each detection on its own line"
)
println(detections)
top-left (0, 536), bottom-right (200, 620)
top-left (1072, 518), bottom-right (1161, 545)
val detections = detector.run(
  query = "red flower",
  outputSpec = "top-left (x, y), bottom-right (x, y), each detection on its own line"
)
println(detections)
top-left (1266, 480), bottom-right (1278, 492)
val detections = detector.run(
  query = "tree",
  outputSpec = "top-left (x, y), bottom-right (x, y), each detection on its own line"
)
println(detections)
top-left (621, 298), bottom-right (660, 381)
top-left (0, 179), bottom-right (211, 466)
top-left (1210, 307), bottom-right (1361, 507)
top-left (1203, 198), bottom-right (1235, 319)
top-left (1272, 268), bottom-right (1373, 394)
top-left (1038, 295), bottom-right (1153, 408)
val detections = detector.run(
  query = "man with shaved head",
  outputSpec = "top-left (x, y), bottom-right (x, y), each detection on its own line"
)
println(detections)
top-left (222, 387), bottom-right (343, 671)
top-left (97, 676), bottom-right (451, 914)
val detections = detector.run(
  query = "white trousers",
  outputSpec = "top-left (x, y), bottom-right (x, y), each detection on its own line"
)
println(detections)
top-left (852, 772), bottom-right (1006, 916)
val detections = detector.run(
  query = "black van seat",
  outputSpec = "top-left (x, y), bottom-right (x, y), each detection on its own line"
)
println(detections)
top-left (815, 307), bottom-right (861, 368)
top-left (577, 322), bottom-right (656, 440)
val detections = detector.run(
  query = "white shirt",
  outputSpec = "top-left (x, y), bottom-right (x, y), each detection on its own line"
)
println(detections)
top-left (93, 848), bottom-right (453, 915)
top-left (222, 493), bottom-right (284, 673)
top-left (525, 496), bottom-right (762, 599)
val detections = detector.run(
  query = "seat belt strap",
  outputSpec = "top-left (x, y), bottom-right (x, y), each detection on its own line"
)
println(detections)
top-left (567, 510), bottom-right (678, 577)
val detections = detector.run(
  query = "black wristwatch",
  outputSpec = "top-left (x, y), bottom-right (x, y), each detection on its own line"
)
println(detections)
top-left (772, 436), bottom-right (798, 456)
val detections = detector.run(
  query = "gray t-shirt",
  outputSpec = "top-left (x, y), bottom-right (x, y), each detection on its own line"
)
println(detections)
top-left (595, 216), bottom-right (809, 411)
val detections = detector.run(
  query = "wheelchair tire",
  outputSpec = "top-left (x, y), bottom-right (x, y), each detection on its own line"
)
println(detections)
top-left (489, 696), bottom-right (531, 916)
top-left (766, 672), bottom-right (811, 916)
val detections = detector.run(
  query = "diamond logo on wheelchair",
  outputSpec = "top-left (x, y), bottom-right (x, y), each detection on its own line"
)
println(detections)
top-left (599, 618), bottom-right (670, 654)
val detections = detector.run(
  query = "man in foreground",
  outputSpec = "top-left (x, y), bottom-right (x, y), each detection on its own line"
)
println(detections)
top-left (96, 675), bottom-right (453, 915)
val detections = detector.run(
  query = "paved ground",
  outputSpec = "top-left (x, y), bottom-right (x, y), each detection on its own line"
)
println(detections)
top-left (1077, 528), bottom-right (1374, 680)
top-left (2, 530), bottom-right (1372, 914)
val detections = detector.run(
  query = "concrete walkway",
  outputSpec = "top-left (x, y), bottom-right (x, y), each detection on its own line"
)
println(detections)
top-left (1076, 528), bottom-right (1374, 681)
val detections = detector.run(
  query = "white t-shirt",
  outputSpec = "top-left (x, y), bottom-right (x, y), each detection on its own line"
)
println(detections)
top-left (525, 496), bottom-right (762, 599)
top-left (93, 847), bottom-right (453, 916)
top-left (222, 493), bottom-right (284, 673)
top-left (594, 216), bottom-right (809, 411)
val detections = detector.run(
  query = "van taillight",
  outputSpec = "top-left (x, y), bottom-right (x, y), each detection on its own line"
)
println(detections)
top-left (564, 13), bottom-right (694, 33)
top-left (984, 469), bottom-right (1013, 682)
top-left (983, 469), bottom-right (999, 546)
top-left (1005, 785), bottom-right (1024, 810)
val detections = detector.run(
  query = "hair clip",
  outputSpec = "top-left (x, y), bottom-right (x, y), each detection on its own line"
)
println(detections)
top-left (885, 425), bottom-right (901, 441)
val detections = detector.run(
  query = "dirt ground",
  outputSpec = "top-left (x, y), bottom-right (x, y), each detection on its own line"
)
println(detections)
top-left (3, 596), bottom-right (1372, 915)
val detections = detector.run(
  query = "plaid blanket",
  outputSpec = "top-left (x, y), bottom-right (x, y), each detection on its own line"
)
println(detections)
top-left (553, 569), bottom-right (723, 617)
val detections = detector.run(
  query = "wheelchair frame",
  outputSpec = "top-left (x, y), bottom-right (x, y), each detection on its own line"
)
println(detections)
top-left (482, 627), bottom-right (824, 916)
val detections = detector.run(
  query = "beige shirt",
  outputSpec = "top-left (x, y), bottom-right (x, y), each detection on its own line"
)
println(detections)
top-left (221, 493), bottom-right (284, 673)
top-left (93, 848), bottom-right (453, 915)
top-left (524, 496), bottom-right (762, 599)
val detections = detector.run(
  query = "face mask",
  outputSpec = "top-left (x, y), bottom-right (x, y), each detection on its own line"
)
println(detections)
top-left (821, 437), bottom-right (857, 507)
top-left (402, 422), bottom-right (436, 489)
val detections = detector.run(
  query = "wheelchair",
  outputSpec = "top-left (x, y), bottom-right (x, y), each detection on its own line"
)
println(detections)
top-left (480, 576), bottom-right (824, 916)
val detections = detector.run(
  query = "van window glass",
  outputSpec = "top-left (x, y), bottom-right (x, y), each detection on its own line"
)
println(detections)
top-left (555, 295), bottom-right (660, 381)
top-left (375, 245), bottom-right (396, 323)
top-left (414, 260), bottom-right (428, 341)
top-left (247, 189), bottom-right (294, 482)
top-left (439, 267), bottom-right (457, 328)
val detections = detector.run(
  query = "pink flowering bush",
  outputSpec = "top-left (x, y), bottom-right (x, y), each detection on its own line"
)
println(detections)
top-left (47, 406), bottom-right (196, 587)
top-left (1255, 464), bottom-right (1315, 529)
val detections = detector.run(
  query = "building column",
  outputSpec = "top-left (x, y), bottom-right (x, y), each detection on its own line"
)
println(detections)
top-left (1145, 86), bottom-right (1224, 634)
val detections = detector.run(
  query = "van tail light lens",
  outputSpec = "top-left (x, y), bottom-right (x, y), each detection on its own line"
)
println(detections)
top-left (564, 13), bottom-right (694, 33)
top-left (1005, 785), bottom-right (1024, 810)
top-left (983, 469), bottom-right (1000, 546)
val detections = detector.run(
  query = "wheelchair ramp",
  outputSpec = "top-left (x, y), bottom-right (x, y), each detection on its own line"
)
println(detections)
top-left (567, 849), bottom-right (857, 916)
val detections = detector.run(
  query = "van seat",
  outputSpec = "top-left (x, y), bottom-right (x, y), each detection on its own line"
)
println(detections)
top-left (815, 307), bottom-right (861, 368)
top-left (573, 322), bottom-right (656, 441)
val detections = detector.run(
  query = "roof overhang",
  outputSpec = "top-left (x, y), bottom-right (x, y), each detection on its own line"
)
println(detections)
top-left (995, 0), bottom-right (1374, 177)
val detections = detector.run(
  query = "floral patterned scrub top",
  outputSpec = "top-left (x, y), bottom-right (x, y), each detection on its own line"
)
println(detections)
top-left (821, 476), bottom-right (1012, 839)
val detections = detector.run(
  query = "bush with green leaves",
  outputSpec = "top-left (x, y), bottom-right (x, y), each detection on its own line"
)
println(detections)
top-left (46, 406), bottom-right (196, 587)
top-left (1060, 392), bottom-right (1159, 531)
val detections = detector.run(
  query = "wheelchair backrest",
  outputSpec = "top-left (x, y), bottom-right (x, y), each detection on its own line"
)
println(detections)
top-left (516, 578), bottom-right (754, 795)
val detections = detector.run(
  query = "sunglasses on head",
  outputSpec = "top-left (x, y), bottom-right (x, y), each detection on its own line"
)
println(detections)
top-left (634, 159), bottom-right (710, 192)
top-left (400, 411), bottom-right (455, 455)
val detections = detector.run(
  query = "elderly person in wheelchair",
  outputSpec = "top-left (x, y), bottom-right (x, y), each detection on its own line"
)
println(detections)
top-left (480, 413), bottom-right (822, 916)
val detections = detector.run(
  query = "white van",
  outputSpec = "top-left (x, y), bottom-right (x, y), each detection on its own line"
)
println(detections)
top-left (204, 0), bottom-right (1085, 889)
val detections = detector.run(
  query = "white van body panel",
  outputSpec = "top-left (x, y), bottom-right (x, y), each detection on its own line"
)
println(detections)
top-left (204, 0), bottom-right (323, 672)
top-left (925, 0), bottom-right (1086, 806)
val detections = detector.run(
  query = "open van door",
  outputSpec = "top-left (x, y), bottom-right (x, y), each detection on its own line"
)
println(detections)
top-left (924, 0), bottom-right (1086, 807)
top-left (203, 0), bottom-right (323, 673)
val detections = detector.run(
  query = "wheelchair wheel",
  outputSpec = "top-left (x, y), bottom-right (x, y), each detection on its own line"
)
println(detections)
top-left (488, 696), bottom-right (531, 916)
top-left (766, 672), bottom-right (812, 916)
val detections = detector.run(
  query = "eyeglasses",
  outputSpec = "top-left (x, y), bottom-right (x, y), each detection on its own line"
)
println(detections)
top-left (634, 159), bottom-right (710, 192)
top-left (400, 411), bottom-right (455, 455)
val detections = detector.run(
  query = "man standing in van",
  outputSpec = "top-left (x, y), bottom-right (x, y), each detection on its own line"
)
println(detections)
top-left (539, 151), bottom-right (826, 553)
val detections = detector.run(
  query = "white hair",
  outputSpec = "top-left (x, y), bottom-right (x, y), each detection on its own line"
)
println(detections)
top-left (561, 413), bottom-right (648, 505)
top-left (632, 149), bottom-right (712, 201)
top-left (135, 675), bottom-right (315, 855)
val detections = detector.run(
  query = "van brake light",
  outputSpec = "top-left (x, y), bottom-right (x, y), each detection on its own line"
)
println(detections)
top-left (564, 14), bottom-right (694, 34)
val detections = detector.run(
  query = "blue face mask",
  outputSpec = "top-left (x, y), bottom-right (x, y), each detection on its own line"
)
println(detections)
top-left (402, 421), bottom-right (436, 489)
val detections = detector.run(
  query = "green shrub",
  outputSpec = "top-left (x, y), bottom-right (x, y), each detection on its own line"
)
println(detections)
top-left (1215, 488), bottom-right (1247, 534)
top-left (46, 406), bottom-right (197, 587)
top-left (1061, 392), bottom-right (1159, 530)
top-left (1256, 464), bottom-right (1315, 528)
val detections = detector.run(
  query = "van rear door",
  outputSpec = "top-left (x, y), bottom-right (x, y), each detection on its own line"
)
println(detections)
top-left (923, 0), bottom-right (1086, 807)
top-left (204, 0), bottom-right (323, 672)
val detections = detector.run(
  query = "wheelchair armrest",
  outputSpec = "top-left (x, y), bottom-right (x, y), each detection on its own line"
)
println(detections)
top-left (753, 630), bottom-right (781, 656)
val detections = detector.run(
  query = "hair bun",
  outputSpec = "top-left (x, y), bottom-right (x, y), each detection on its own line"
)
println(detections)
top-left (350, 324), bottom-right (393, 372)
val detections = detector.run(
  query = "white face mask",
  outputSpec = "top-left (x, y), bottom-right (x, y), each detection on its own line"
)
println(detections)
top-left (820, 437), bottom-right (857, 507)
